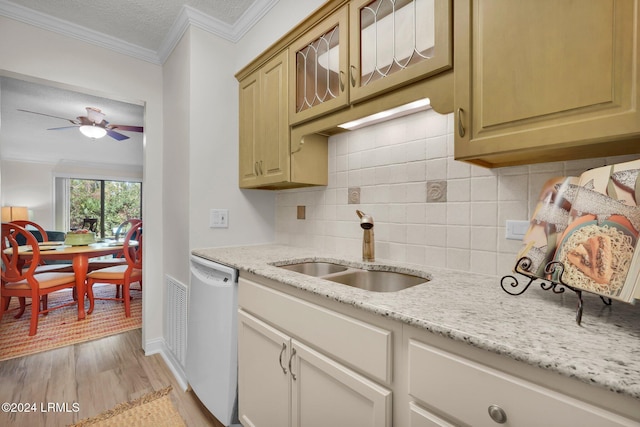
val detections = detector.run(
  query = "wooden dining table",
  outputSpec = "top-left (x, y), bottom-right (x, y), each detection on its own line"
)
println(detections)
top-left (15, 241), bottom-right (131, 320)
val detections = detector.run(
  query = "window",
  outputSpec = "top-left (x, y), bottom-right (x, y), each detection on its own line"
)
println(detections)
top-left (67, 178), bottom-right (142, 238)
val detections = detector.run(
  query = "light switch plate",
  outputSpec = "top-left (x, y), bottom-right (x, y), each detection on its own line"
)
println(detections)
top-left (210, 209), bottom-right (228, 228)
top-left (505, 220), bottom-right (529, 240)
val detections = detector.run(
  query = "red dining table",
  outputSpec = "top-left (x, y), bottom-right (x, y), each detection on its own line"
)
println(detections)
top-left (17, 241), bottom-right (130, 320)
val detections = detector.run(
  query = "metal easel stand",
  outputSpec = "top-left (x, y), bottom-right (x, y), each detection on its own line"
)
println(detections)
top-left (500, 257), bottom-right (612, 326)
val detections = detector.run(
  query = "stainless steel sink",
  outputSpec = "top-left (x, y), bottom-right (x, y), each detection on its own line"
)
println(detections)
top-left (278, 262), bottom-right (348, 277)
top-left (325, 270), bottom-right (428, 292)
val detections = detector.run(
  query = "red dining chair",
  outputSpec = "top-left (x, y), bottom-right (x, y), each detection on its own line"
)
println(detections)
top-left (9, 220), bottom-right (71, 273)
top-left (86, 221), bottom-right (142, 317)
top-left (1, 223), bottom-right (78, 336)
top-left (88, 218), bottom-right (142, 273)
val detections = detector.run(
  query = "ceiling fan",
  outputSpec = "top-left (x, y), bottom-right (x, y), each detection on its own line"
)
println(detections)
top-left (17, 107), bottom-right (143, 141)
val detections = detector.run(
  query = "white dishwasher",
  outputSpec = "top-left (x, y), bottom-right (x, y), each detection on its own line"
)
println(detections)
top-left (186, 254), bottom-right (240, 427)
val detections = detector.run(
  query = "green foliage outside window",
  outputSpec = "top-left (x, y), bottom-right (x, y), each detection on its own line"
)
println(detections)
top-left (69, 179), bottom-right (141, 237)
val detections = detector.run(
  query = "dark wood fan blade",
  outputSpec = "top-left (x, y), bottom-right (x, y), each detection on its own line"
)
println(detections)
top-left (107, 129), bottom-right (129, 141)
top-left (17, 109), bottom-right (78, 125)
top-left (109, 125), bottom-right (143, 132)
top-left (47, 126), bottom-right (79, 130)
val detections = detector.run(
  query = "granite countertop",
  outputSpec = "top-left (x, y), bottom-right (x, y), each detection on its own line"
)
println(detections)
top-left (192, 244), bottom-right (640, 401)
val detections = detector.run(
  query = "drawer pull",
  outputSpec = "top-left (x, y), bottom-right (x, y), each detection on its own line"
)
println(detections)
top-left (278, 343), bottom-right (288, 374)
top-left (488, 404), bottom-right (507, 424)
top-left (289, 347), bottom-right (297, 380)
top-left (350, 65), bottom-right (357, 87)
top-left (457, 107), bottom-right (466, 137)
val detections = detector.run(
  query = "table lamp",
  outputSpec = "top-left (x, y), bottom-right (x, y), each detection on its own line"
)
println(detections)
top-left (1, 206), bottom-right (29, 222)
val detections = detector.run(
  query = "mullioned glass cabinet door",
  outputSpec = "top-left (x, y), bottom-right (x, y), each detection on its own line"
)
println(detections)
top-left (349, 0), bottom-right (452, 103)
top-left (289, 6), bottom-right (349, 126)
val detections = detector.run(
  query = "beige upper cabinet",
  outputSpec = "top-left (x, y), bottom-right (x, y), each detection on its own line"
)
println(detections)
top-left (349, 0), bottom-right (452, 103)
top-left (454, 0), bottom-right (640, 167)
top-left (289, 6), bottom-right (350, 126)
top-left (239, 50), bottom-right (289, 188)
top-left (290, 0), bottom-right (453, 126)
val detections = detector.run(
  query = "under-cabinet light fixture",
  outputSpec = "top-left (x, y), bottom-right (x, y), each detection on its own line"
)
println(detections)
top-left (338, 98), bottom-right (431, 130)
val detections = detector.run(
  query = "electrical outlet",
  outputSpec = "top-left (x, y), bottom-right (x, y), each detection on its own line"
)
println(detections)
top-left (505, 220), bottom-right (529, 240)
top-left (210, 209), bottom-right (229, 228)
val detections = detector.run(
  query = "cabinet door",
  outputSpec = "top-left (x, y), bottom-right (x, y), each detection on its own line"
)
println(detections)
top-left (454, 0), bottom-right (640, 167)
top-left (291, 340), bottom-right (392, 427)
top-left (289, 6), bottom-right (349, 125)
top-left (238, 70), bottom-right (260, 187)
top-left (258, 50), bottom-right (290, 185)
top-left (349, 0), bottom-right (452, 103)
top-left (238, 310), bottom-right (291, 427)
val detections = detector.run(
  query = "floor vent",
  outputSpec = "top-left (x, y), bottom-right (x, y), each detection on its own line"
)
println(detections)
top-left (165, 275), bottom-right (188, 368)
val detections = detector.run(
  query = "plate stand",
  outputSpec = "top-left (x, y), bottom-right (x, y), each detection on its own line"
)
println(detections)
top-left (500, 257), bottom-right (612, 326)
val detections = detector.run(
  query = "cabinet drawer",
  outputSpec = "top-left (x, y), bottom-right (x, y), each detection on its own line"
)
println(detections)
top-left (408, 339), bottom-right (637, 427)
top-left (409, 402), bottom-right (456, 427)
top-left (239, 277), bottom-right (392, 384)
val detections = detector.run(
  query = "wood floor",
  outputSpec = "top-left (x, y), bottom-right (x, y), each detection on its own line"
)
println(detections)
top-left (0, 329), bottom-right (224, 427)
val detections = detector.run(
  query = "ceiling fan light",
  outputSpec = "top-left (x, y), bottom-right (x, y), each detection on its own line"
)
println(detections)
top-left (79, 124), bottom-right (107, 139)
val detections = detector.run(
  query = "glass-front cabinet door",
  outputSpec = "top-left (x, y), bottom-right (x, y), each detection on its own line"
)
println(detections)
top-left (349, 0), bottom-right (452, 103)
top-left (290, 6), bottom-right (349, 126)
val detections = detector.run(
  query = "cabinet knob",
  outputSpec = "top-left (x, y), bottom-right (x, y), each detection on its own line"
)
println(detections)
top-left (457, 107), bottom-right (466, 137)
top-left (488, 404), bottom-right (507, 424)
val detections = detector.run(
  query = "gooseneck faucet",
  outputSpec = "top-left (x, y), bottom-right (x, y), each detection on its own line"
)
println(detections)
top-left (356, 210), bottom-right (374, 262)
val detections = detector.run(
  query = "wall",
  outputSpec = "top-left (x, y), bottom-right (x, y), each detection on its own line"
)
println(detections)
top-left (0, 15), bottom-right (164, 346)
top-left (275, 109), bottom-right (639, 277)
top-left (1, 158), bottom-right (142, 230)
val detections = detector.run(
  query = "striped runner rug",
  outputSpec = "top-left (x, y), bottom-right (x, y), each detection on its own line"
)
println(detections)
top-left (0, 284), bottom-right (142, 361)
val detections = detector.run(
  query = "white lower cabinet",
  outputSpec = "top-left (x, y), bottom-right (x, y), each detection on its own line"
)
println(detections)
top-left (407, 338), bottom-right (639, 427)
top-left (237, 274), bottom-right (639, 427)
top-left (238, 309), bottom-right (392, 427)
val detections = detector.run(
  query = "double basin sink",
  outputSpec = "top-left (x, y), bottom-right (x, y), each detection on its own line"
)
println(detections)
top-left (277, 261), bottom-right (429, 292)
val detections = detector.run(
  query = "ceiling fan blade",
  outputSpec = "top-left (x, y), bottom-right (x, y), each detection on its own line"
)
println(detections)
top-left (109, 125), bottom-right (143, 133)
top-left (47, 126), bottom-right (79, 130)
top-left (17, 109), bottom-right (78, 125)
top-left (107, 129), bottom-right (130, 141)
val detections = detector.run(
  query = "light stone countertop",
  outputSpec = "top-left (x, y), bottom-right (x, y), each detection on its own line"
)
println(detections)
top-left (192, 244), bottom-right (640, 401)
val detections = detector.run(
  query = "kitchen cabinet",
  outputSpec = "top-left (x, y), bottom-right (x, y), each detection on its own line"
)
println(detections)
top-left (234, 269), bottom-right (640, 426)
top-left (348, 0), bottom-right (452, 104)
top-left (289, 0), bottom-right (453, 126)
top-left (237, 277), bottom-right (392, 427)
top-left (454, 0), bottom-right (640, 167)
top-left (238, 50), bottom-right (328, 189)
top-left (405, 331), bottom-right (639, 427)
top-left (289, 5), bottom-right (350, 125)
top-left (238, 50), bottom-right (289, 188)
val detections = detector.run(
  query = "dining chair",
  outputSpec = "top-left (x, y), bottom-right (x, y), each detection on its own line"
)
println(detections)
top-left (86, 221), bottom-right (142, 317)
top-left (87, 219), bottom-right (142, 280)
top-left (9, 220), bottom-right (73, 273)
top-left (82, 218), bottom-right (98, 232)
top-left (1, 223), bottom-right (78, 336)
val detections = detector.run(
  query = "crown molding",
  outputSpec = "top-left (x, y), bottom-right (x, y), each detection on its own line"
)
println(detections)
top-left (157, 0), bottom-right (278, 64)
top-left (0, 0), bottom-right (160, 64)
top-left (1, 0), bottom-right (279, 66)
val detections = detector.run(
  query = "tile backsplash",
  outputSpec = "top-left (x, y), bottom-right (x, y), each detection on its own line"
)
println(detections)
top-left (275, 109), bottom-right (638, 277)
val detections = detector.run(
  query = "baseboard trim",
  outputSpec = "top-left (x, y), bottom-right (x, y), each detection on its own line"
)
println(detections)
top-left (145, 337), bottom-right (189, 392)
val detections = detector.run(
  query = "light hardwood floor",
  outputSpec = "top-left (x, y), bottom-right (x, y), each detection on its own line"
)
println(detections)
top-left (0, 329), bottom-right (223, 426)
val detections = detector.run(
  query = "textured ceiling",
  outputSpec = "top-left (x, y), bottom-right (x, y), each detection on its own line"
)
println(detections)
top-left (3, 0), bottom-right (258, 51)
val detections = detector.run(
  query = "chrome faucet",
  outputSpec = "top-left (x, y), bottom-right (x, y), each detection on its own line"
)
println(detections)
top-left (356, 210), bottom-right (374, 262)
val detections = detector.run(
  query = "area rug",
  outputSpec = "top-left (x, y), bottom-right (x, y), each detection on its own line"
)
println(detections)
top-left (0, 284), bottom-right (142, 361)
top-left (71, 386), bottom-right (186, 427)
